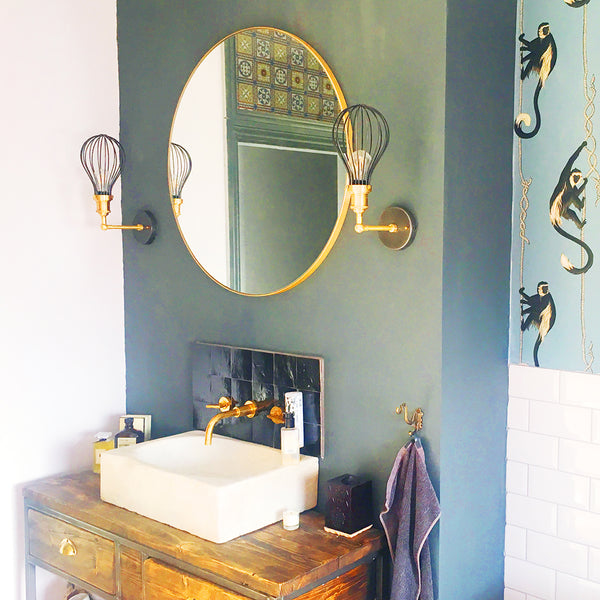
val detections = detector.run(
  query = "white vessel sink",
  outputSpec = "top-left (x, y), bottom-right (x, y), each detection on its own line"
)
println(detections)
top-left (100, 430), bottom-right (318, 543)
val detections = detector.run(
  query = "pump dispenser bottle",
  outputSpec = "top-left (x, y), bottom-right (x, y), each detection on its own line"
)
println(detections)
top-left (281, 411), bottom-right (300, 465)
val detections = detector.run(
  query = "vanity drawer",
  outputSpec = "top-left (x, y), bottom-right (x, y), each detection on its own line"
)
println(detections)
top-left (27, 509), bottom-right (115, 594)
top-left (295, 563), bottom-right (370, 600)
top-left (143, 558), bottom-right (252, 600)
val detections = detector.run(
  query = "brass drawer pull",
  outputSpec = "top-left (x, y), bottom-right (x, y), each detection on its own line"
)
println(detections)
top-left (59, 538), bottom-right (77, 556)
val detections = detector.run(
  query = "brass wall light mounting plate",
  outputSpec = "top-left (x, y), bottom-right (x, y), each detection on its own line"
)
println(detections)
top-left (378, 207), bottom-right (415, 250)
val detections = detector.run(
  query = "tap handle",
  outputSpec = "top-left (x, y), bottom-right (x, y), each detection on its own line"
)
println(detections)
top-left (206, 396), bottom-right (236, 412)
top-left (267, 406), bottom-right (285, 425)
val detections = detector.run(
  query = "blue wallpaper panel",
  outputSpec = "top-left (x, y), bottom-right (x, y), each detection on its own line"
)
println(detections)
top-left (511, 1), bottom-right (600, 372)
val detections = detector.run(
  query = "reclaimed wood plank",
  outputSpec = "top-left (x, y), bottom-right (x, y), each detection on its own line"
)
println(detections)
top-left (120, 546), bottom-right (142, 600)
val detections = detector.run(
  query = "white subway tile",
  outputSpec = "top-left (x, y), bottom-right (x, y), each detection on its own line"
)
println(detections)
top-left (507, 430), bottom-right (559, 469)
top-left (559, 439), bottom-right (600, 478)
top-left (507, 461), bottom-right (529, 495)
top-left (529, 466), bottom-right (589, 510)
top-left (505, 366), bottom-right (600, 598)
top-left (505, 524), bottom-right (527, 559)
top-left (590, 547), bottom-right (600, 583)
top-left (559, 370), bottom-right (600, 408)
top-left (527, 530), bottom-right (588, 578)
top-left (510, 365), bottom-right (559, 403)
top-left (504, 556), bottom-right (555, 600)
top-left (508, 396), bottom-right (530, 431)
top-left (556, 572), bottom-right (600, 600)
top-left (506, 493), bottom-right (557, 535)
top-left (591, 479), bottom-right (600, 514)
top-left (558, 506), bottom-right (600, 548)
top-left (593, 411), bottom-right (600, 444)
top-left (530, 400), bottom-right (591, 441)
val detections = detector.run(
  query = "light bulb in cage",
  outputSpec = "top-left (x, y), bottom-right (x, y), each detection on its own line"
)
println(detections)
top-left (332, 104), bottom-right (389, 186)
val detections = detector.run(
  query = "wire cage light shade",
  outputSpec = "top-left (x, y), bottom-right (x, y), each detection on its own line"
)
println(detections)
top-left (332, 104), bottom-right (390, 185)
top-left (80, 134), bottom-right (125, 195)
top-left (168, 142), bottom-right (192, 199)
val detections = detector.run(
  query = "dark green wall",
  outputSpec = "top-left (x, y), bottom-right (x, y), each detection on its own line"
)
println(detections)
top-left (440, 0), bottom-right (515, 596)
top-left (117, 1), bottom-right (515, 597)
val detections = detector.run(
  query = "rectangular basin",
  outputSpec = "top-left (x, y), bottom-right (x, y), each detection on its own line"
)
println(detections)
top-left (100, 431), bottom-right (318, 543)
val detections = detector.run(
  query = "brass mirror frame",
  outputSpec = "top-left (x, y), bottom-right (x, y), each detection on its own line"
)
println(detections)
top-left (169, 27), bottom-right (348, 297)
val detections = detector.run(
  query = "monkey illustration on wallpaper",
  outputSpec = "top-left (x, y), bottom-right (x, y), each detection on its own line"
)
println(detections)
top-left (514, 22), bottom-right (557, 139)
top-left (520, 282), bottom-right (556, 367)
top-left (564, 0), bottom-right (591, 7)
top-left (549, 141), bottom-right (594, 274)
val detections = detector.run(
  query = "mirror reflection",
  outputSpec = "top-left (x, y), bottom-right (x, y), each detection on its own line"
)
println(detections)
top-left (170, 27), bottom-right (347, 296)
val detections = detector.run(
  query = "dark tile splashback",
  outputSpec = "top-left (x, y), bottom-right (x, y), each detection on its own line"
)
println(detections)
top-left (192, 342), bottom-right (324, 457)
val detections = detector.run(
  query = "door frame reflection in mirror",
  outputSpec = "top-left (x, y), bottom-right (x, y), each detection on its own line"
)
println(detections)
top-left (169, 27), bottom-right (348, 297)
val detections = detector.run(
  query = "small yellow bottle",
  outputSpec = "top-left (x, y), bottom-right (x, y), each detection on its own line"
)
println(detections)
top-left (93, 432), bottom-right (113, 474)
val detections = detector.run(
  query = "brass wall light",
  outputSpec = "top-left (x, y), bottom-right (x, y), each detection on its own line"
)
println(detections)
top-left (332, 104), bottom-right (415, 250)
top-left (80, 134), bottom-right (156, 244)
top-left (168, 142), bottom-right (192, 218)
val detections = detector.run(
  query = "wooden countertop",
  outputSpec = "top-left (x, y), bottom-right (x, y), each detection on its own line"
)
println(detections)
top-left (23, 471), bottom-right (383, 598)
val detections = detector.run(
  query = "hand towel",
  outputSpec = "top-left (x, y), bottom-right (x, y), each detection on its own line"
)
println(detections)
top-left (379, 438), bottom-right (440, 600)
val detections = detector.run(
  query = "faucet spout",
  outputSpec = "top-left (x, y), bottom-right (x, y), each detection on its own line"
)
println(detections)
top-left (204, 399), bottom-right (274, 445)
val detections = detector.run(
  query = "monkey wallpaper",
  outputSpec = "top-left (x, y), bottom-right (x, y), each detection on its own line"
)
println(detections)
top-left (514, 21), bottom-right (557, 139)
top-left (512, 0), bottom-right (600, 371)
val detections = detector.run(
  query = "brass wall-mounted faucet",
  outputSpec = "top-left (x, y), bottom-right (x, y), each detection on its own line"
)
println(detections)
top-left (204, 396), bottom-right (277, 445)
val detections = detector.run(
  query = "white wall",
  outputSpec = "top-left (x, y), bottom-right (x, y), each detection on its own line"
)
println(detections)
top-left (0, 2), bottom-right (125, 598)
top-left (505, 365), bottom-right (600, 600)
top-left (171, 44), bottom-right (229, 284)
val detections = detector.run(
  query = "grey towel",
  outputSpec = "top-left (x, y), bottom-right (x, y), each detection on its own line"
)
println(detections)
top-left (379, 438), bottom-right (440, 600)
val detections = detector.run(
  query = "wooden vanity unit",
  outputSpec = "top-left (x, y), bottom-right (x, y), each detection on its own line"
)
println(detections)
top-left (23, 471), bottom-right (383, 600)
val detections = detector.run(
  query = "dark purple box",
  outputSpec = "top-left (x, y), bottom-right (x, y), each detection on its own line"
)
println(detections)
top-left (325, 474), bottom-right (373, 535)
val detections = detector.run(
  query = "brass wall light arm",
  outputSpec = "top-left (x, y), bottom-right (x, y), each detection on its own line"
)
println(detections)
top-left (94, 195), bottom-right (145, 231)
top-left (345, 185), bottom-right (399, 233)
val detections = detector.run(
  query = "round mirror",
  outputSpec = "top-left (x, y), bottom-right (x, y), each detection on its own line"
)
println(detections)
top-left (169, 27), bottom-right (347, 296)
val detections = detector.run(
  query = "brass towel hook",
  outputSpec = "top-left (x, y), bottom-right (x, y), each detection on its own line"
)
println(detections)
top-left (395, 403), bottom-right (423, 436)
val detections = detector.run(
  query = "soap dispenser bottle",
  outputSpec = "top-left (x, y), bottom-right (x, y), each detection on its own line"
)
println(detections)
top-left (114, 417), bottom-right (144, 448)
top-left (281, 411), bottom-right (300, 465)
